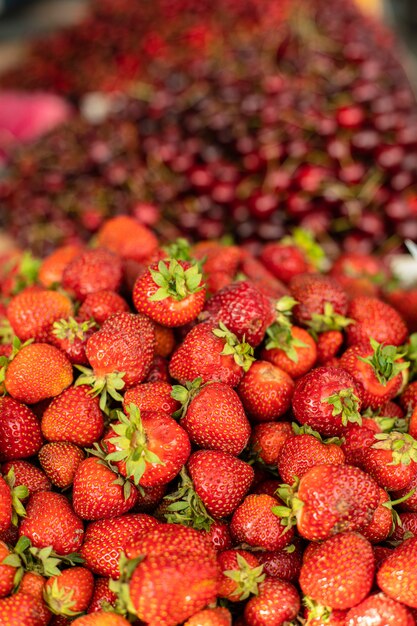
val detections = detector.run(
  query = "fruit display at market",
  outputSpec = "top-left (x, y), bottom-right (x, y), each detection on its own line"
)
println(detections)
top-left (1, 217), bottom-right (417, 623)
top-left (1, 0), bottom-right (417, 254)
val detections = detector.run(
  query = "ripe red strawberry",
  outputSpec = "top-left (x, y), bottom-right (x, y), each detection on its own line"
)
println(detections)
top-left (261, 325), bottom-right (317, 379)
top-left (78, 290), bottom-right (129, 325)
top-left (44, 567), bottom-right (94, 617)
top-left (153, 323), bottom-right (175, 357)
top-left (0, 591), bottom-right (49, 626)
top-left (132, 483), bottom-right (167, 513)
top-left (202, 280), bottom-right (275, 347)
top-left (277, 463), bottom-right (380, 541)
top-left (19, 491), bottom-right (84, 555)
top-left (303, 604), bottom-right (347, 626)
top-left (72, 612), bottom-right (131, 625)
top-left (145, 354), bottom-right (170, 383)
top-left (292, 366), bottom-right (362, 436)
top-left (87, 577), bottom-right (117, 613)
top-left (72, 457), bottom-right (138, 520)
top-left (377, 536), bottom-right (417, 607)
top-left (38, 442), bottom-right (85, 489)
top-left (38, 244), bottom-right (82, 288)
top-left (346, 296), bottom-right (408, 347)
top-left (239, 253), bottom-right (287, 299)
top-left (244, 578), bottom-right (300, 626)
top-left (231, 494), bottom-right (294, 551)
top-left (193, 241), bottom-right (242, 278)
top-left (81, 513), bottom-right (159, 578)
top-left (250, 421), bottom-right (293, 466)
top-left (50, 316), bottom-right (97, 365)
top-left (277, 425), bottom-right (345, 483)
top-left (5, 343), bottom-right (73, 404)
top-left (390, 512), bottom-right (417, 542)
top-left (218, 549), bottom-right (263, 602)
top-left (2, 461), bottom-right (51, 495)
top-left (174, 379), bottom-right (251, 455)
top-left (201, 520), bottom-right (232, 553)
top-left (77, 312), bottom-right (155, 409)
top-left (316, 330), bottom-right (344, 364)
top-left (299, 532), bottom-right (375, 609)
top-left (360, 431), bottom-right (417, 491)
top-left (18, 572), bottom-right (50, 625)
top-left (289, 273), bottom-right (350, 331)
top-left (361, 487), bottom-right (395, 543)
top-left (257, 540), bottom-right (303, 582)
top-left (102, 404), bottom-right (191, 487)
top-left (0, 540), bottom-right (16, 598)
top-left (401, 381), bottom-right (417, 412)
top-left (237, 360), bottom-right (294, 422)
top-left (0, 397), bottom-right (43, 461)
top-left (7, 288), bottom-right (73, 342)
top-left (123, 381), bottom-right (179, 415)
top-left (124, 523), bottom-right (216, 562)
top-left (133, 259), bottom-right (206, 327)
top-left (340, 419), bottom-right (383, 467)
top-left (169, 321), bottom-right (254, 388)
top-left (96, 215), bottom-right (158, 262)
top-left (391, 472), bottom-right (417, 512)
top-left (345, 592), bottom-right (414, 626)
top-left (260, 242), bottom-right (309, 283)
top-left (41, 385), bottom-right (104, 447)
top-left (62, 248), bottom-right (123, 301)
top-left (184, 607), bottom-right (232, 626)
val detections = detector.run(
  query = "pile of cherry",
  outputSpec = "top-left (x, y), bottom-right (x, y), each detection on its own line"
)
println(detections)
top-left (2, 215), bottom-right (417, 624)
top-left (1, 0), bottom-right (417, 255)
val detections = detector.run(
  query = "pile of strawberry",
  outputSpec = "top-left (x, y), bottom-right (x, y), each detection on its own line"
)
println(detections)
top-left (2, 216), bottom-right (417, 624)
top-left (1, 0), bottom-right (417, 256)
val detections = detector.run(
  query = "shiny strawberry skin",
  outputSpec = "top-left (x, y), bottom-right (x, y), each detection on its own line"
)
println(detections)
top-left (244, 578), bottom-right (300, 626)
top-left (261, 326), bottom-right (317, 379)
top-left (72, 612), bottom-right (131, 625)
top-left (0, 541), bottom-right (17, 598)
top-left (345, 592), bottom-right (414, 626)
top-left (361, 487), bottom-right (393, 543)
top-left (316, 330), bottom-right (344, 364)
top-left (184, 607), bottom-right (232, 626)
top-left (38, 244), bottom-right (82, 288)
top-left (123, 381), bottom-right (179, 415)
top-left (346, 296), bottom-right (408, 347)
top-left (2, 460), bottom-right (51, 495)
top-left (96, 215), bottom-right (158, 263)
top-left (19, 491), bottom-right (84, 555)
top-left (289, 273), bottom-right (349, 326)
top-left (257, 540), bottom-right (303, 582)
top-left (38, 442), bottom-right (85, 489)
top-left (7, 288), bottom-right (73, 342)
top-left (87, 577), bottom-right (117, 613)
top-left (299, 532), bottom-right (375, 610)
top-left (231, 494), bottom-right (294, 551)
top-left (187, 450), bottom-right (254, 518)
top-left (44, 567), bottom-right (94, 614)
top-left (360, 443), bottom-right (417, 491)
top-left (277, 434), bottom-right (345, 484)
top-left (0, 591), bottom-right (49, 626)
top-left (238, 360), bottom-right (294, 422)
top-left (260, 242), bottom-right (308, 283)
top-left (250, 421), bottom-right (293, 466)
top-left (377, 536), bottom-right (417, 608)
top-left (0, 397), bottom-right (43, 461)
top-left (78, 290), bottom-right (129, 325)
top-left (0, 479), bottom-right (12, 535)
top-left (182, 382), bottom-right (251, 455)
top-left (62, 248), bottom-right (123, 301)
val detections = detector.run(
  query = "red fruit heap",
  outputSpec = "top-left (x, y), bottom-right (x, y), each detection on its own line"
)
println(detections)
top-left (2, 215), bottom-right (417, 625)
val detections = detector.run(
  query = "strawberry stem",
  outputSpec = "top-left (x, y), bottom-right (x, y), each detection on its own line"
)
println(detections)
top-left (322, 387), bottom-right (362, 427)
top-left (74, 365), bottom-right (125, 413)
top-left (149, 259), bottom-right (203, 302)
top-left (372, 432), bottom-right (417, 465)
top-left (52, 316), bottom-right (96, 343)
top-left (358, 338), bottom-right (409, 386)
top-left (212, 322), bottom-right (255, 371)
top-left (163, 467), bottom-right (215, 531)
top-left (224, 554), bottom-right (265, 601)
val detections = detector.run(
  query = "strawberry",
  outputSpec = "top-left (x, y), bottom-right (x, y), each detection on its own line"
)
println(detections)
top-left (316, 330), bottom-right (344, 364)
top-left (202, 520), bottom-right (233, 553)
top-left (239, 253), bottom-right (287, 299)
top-left (330, 252), bottom-right (389, 293)
top-left (44, 567), bottom-right (94, 617)
top-left (50, 316), bottom-right (97, 365)
top-left (5, 343), bottom-right (73, 404)
top-left (249, 421), bottom-right (293, 466)
top-left (202, 280), bottom-right (275, 347)
top-left (169, 321), bottom-right (254, 387)
top-left (261, 325), bottom-right (317, 379)
top-left (401, 380), bottom-right (417, 412)
top-left (218, 549), bottom-right (264, 602)
top-left (102, 403), bottom-right (191, 487)
top-left (77, 312), bottom-right (155, 410)
top-left (78, 290), bottom-right (129, 325)
top-left (277, 424), bottom-right (345, 483)
top-left (62, 248), bottom-right (123, 301)
top-left (72, 612), bottom-right (131, 625)
top-left (260, 242), bottom-right (309, 283)
top-left (390, 512), bottom-right (417, 542)
top-left (87, 577), bottom-right (117, 613)
top-left (145, 354), bottom-right (170, 383)
top-left (0, 540), bottom-right (17, 598)
top-left (193, 241), bottom-right (242, 278)
top-left (19, 491), bottom-right (84, 555)
top-left (38, 245), bottom-right (83, 288)
top-left (360, 431), bottom-right (417, 491)
top-left (80, 513), bottom-right (159, 578)
top-left (0, 591), bottom-right (49, 626)
top-left (299, 532), bottom-right (375, 609)
top-left (132, 483), bottom-right (167, 513)
top-left (392, 472), bottom-right (417, 512)
top-left (289, 273), bottom-right (350, 332)
top-left (257, 540), bottom-right (303, 582)
top-left (377, 536), bottom-right (417, 607)
top-left (346, 296), bottom-right (408, 347)
top-left (340, 419), bottom-right (384, 467)
top-left (7, 288), bottom-right (73, 343)
top-left (133, 258), bottom-right (206, 327)
top-left (345, 592), bottom-right (414, 626)
top-left (292, 366), bottom-right (362, 436)
top-left (2, 461), bottom-right (50, 495)
top-left (0, 396), bottom-right (43, 461)
top-left (184, 607), bottom-right (232, 626)
top-left (123, 381), bottom-right (179, 415)
top-left (173, 379), bottom-right (251, 455)
top-left (387, 288), bottom-right (417, 334)
top-left (41, 385), bottom-right (104, 447)
top-left (244, 578), bottom-right (300, 626)
top-left (237, 360), bottom-right (294, 422)
top-left (72, 457), bottom-right (138, 520)
top-left (38, 443), bottom-right (85, 489)
top-left (230, 494), bottom-right (294, 551)
top-left (361, 487), bottom-right (396, 543)
top-left (303, 604), bottom-right (348, 626)
top-left (96, 215), bottom-right (158, 262)
top-left (153, 323), bottom-right (175, 357)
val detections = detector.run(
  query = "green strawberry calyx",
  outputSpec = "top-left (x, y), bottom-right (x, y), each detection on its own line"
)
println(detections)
top-left (265, 296), bottom-right (308, 362)
top-left (74, 364), bottom-right (126, 413)
top-left (43, 577), bottom-right (81, 617)
top-left (291, 422), bottom-right (343, 446)
top-left (282, 227), bottom-right (327, 271)
top-left (104, 403), bottom-right (165, 486)
top-left (0, 336), bottom-right (33, 386)
top-left (149, 258), bottom-right (204, 302)
top-left (171, 377), bottom-right (203, 419)
top-left (10, 251), bottom-right (42, 296)
top-left (322, 387), bottom-right (362, 427)
top-left (163, 466), bottom-right (215, 532)
top-left (303, 596), bottom-right (334, 624)
top-left (382, 489), bottom-right (416, 533)
top-left (213, 322), bottom-right (255, 372)
top-left (52, 316), bottom-right (97, 343)
top-left (109, 552), bottom-right (144, 617)
top-left (358, 338), bottom-right (409, 386)
top-left (0, 319), bottom-right (14, 345)
top-left (162, 238), bottom-right (193, 262)
top-left (3, 467), bottom-right (28, 525)
top-left (224, 554), bottom-right (266, 601)
top-left (372, 432), bottom-right (417, 466)
top-left (306, 302), bottom-right (353, 336)
top-left (88, 444), bottom-right (136, 501)
top-left (272, 479), bottom-right (303, 532)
